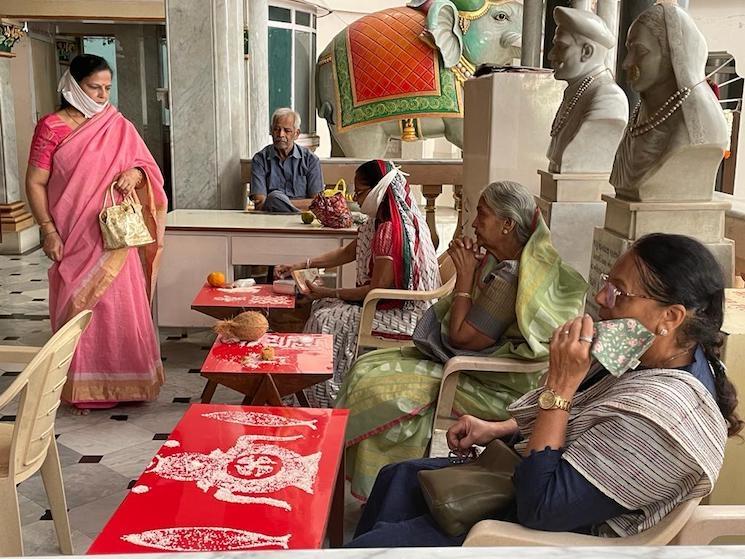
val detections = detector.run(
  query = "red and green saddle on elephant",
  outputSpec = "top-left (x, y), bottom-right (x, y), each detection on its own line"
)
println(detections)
top-left (317, 0), bottom-right (523, 136)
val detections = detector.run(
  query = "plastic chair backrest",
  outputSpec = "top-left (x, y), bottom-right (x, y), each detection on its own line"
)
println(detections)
top-left (9, 311), bottom-right (92, 478)
top-left (438, 252), bottom-right (455, 285)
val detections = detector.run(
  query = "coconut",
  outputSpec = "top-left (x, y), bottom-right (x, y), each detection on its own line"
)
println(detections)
top-left (214, 311), bottom-right (268, 342)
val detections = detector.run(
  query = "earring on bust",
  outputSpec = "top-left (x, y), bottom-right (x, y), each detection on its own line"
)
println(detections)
top-left (658, 327), bottom-right (668, 336)
top-left (628, 65), bottom-right (641, 82)
top-left (502, 229), bottom-right (509, 235)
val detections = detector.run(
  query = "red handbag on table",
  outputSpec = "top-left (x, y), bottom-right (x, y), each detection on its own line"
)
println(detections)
top-left (309, 179), bottom-right (353, 229)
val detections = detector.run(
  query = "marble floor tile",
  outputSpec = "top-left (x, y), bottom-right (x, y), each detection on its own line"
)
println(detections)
top-left (57, 420), bottom-right (155, 456)
top-left (67, 490), bottom-right (128, 539)
top-left (17, 493), bottom-right (46, 525)
top-left (20, 520), bottom-right (92, 556)
top-left (18, 463), bottom-right (130, 510)
top-left (100, 439), bottom-right (164, 479)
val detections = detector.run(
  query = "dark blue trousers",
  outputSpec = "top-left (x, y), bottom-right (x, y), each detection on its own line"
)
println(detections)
top-left (345, 458), bottom-right (467, 547)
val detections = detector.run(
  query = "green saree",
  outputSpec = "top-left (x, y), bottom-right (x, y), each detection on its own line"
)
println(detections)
top-left (335, 217), bottom-right (588, 499)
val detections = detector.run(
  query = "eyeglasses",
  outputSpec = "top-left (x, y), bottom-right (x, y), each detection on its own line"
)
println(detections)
top-left (599, 273), bottom-right (658, 309)
top-left (352, 187), bottom-right (371, 200)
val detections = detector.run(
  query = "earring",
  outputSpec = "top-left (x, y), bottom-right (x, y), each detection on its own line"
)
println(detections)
top-left (502, 230), bottom-right (509, 235)
top-left (658, 327), bottom-right (668, 336)
top-left (628, 65), bottom-right (641, 82)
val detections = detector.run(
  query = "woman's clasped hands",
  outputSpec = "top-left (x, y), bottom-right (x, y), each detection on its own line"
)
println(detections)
top-left (447, 236), bottom-right (482, 277)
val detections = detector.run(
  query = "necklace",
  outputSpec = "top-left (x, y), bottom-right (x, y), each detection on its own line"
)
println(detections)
top-left (64, 107), bottom-right (85, 126)
top-left (550, 68), bottom-right (608, 137)
top-left (661, 347), bottom-right (694, 366)
top-left (627, 87), bottom-right (691, 137)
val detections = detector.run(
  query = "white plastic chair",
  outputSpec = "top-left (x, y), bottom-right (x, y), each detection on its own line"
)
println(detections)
top-left (355, 252), bottom-right (456, 358)
top-left (0, 310), bottom-right (92, 556)
top-left (429, 355), bottom-right (548, 457)
top-left (464, 497), bottom-right (745, 546)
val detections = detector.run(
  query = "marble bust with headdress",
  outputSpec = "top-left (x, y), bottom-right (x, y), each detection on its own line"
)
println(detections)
top-left (611, 3), bottom-right (728, 201)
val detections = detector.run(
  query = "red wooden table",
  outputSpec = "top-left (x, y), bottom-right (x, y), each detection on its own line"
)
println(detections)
top-left (191, 284), bottom-right (295, 320)
top-left (88, 404), bottom-right (348, 553)
top-left (200, 333), bottom-right (333, 406)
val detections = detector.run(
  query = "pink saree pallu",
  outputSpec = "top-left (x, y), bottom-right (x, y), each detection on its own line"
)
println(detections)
top-left (47, 105), bottom-right (167, 406)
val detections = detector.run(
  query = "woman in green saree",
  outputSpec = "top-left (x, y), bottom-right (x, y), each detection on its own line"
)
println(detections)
top-left (335, 180), bottom-right (588, 500)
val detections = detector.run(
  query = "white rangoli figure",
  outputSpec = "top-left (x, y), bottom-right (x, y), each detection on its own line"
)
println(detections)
top-left (202, 410), bottom-right (318, 430)
top-left (122, 527), bottom-right (290, 551)
top-left (145, 434), bottom-right (320, 510)
top-left (214, 295), bottom-right (249, 303)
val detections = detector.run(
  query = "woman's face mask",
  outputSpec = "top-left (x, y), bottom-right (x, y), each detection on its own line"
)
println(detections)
top-left (591, 318), bottom-right (656, 376)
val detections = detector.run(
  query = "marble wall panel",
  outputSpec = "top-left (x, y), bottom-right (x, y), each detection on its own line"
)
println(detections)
top-left (0, 59), bottom-right (21, 204)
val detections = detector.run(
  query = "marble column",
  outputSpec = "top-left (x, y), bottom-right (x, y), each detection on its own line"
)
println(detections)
top-left (521, 0), bottom-right (545, 68)
top-left (542, 0), bottom-right (572, 68)
top-left (166, 0), bottom-right (247, 210)
top-left (0, 58), bottom-right (20, 205)
top-left (597, 0), bottom-right (620, 71)
top-left (247, 0), bottom-right (270, 156)
top-left (0, 50), bottom-right (40, 253)
top-left (615, 0), bottom-right (655, 109)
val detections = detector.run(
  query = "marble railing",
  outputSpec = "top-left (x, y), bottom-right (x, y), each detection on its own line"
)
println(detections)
top-left (240, 158), bottom-right (463, 249)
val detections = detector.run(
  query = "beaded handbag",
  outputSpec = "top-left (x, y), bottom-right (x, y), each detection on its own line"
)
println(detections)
top-left (99, 183), bottom-right (154, 250)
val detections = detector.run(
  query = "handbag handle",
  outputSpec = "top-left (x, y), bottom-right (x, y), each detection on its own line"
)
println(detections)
top-left (100, 182), bottom-right (137, 222)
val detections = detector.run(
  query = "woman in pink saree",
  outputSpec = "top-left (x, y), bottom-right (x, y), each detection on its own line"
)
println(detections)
top-left (25, 54), bottom-right (167, 412)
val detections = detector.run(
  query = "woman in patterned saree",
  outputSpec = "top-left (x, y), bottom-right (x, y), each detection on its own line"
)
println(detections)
top-left (336, 180), bottom-right (589, 500)
top-left (275, 160), bottom-right (440, 407)
top-left (25, 54), bottom-right (167, 412)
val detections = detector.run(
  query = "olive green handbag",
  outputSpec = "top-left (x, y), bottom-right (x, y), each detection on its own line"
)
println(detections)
top-left (418, 440), bottom-right (522, 537)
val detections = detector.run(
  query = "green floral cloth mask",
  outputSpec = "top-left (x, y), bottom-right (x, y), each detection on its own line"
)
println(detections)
top-left (591, 318), bottom-right (655, 377)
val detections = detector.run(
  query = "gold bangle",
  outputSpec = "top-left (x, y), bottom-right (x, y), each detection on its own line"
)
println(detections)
top-left (454, 291), bottom-right (472, 299)
top-left (41, 229), bottom-right (58, 238)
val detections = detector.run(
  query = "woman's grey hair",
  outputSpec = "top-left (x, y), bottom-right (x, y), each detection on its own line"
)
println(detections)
top-left (634, 4), bottom-right (669, 60)
top-left (480, 180), bottom-right (537, 245)
top-left (271, 107), bottom-right (301, 130)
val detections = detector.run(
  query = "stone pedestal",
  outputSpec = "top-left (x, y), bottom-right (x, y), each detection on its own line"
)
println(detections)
top-left (587, 196), bottom-right (736, 315)
top-left (462, 71), bottom-right (564, 235)
top-left (536, 170), bottom-right (609, 278)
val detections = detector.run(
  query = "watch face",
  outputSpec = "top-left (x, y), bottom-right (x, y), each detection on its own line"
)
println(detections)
top-left (538, 390), bottom-right (556, 410)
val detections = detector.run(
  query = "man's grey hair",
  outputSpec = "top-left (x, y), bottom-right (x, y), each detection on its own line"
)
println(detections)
top-left (271, 107), bottom-right (301, 130)
top-left (480, 180), bottom-right (537, 245)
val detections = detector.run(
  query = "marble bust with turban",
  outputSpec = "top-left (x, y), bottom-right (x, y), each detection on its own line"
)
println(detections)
top-left (611, 3), bottom-right (728, 201)
top-left (546, 7), bottom-right (628, 174)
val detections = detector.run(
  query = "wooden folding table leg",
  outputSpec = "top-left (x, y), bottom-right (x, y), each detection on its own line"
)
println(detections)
top-left (247, 375), bottom-right (284, 406)
top-left (328, 452), bottom-right (345, 547)
top-left (295, 390), bottom-right (311, 407)
top-left (200, 379), bottom-right (218, 403)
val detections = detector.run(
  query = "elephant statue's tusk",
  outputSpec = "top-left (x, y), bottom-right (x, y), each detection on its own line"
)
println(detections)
top-left (501, 31), bottom-right (522, 48)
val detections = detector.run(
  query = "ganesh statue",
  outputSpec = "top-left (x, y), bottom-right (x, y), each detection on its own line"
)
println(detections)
top-left (316, 0), bottom-right (523, 157)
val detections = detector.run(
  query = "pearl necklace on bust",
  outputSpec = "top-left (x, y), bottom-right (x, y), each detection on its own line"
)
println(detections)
top-left (627, 86), bottom-right (691, 137)
top-left (550, 68), bottom-right (609, 137)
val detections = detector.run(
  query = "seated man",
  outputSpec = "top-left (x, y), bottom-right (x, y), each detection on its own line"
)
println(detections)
top-left (250, 108), bottom-right (324, 212)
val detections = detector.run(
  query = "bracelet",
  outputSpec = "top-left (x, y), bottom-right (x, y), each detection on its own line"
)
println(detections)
top-left (39, 219), bottom-right (53, 226)
top-left (454, 291), bottom-right (472, 299)
top-left (41, 228), bottom-right (58, 238)
top-left (306, 257), bottom-right (311, 269)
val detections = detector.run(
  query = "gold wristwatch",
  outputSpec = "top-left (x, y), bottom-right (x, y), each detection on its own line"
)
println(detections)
top-left (538, 388), bottom-right (572, 412)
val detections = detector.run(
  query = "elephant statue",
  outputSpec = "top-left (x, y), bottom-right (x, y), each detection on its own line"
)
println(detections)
top-left (316, 0), bottom-right (523, 158)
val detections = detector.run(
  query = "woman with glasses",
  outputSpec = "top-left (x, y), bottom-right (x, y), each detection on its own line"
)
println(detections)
top-left (275, 160), bottom-right (440, 407)
top-left (346, 233), bottom-right (741, 547)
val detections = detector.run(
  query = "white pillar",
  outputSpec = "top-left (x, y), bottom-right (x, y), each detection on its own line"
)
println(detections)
top-left (521, 0), bottom-right (544, 68)
top-left (247, 0), bottom-right (270, 155)
top-left (166, 0), bottom-right (247, 209)
top-left (597, 0), bottom-right (620, 71)
top-left (0, 58), bottom-right (20, 205)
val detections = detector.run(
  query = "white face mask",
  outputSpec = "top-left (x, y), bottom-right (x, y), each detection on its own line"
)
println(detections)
top-left (57, 69), bottom-right (109, 119)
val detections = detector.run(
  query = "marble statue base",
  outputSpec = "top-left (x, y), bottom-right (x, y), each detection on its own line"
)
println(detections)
top-left (588, 199), bottom-right (735, 315)
top-left (615, 143), bottom-right (726, 202)
top-left (536, 170), bottom-right (611, 279)
top-left (0, 225), bottom-right (40, 255)
top-left (461, 71), bottom-right (564, 235)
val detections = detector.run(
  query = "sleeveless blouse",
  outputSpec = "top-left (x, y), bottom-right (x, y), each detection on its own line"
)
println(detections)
top-left (28, 114), bottom-right (73, 171)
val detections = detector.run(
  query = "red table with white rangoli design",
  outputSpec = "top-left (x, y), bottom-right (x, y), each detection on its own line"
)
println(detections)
top-left (200, 333), bottom-right (333, 407)
top-left (191, 283), bottom-right (295, 320)
top-left (87, 404), bottom-right (348, 553)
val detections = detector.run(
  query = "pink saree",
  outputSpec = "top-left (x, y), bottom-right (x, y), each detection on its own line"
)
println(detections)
top-left (47, 105), bottom-right (167, 406)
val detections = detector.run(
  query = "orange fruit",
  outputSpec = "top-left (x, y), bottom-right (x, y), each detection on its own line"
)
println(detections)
top-left (207, 271), bottom-right (226, 287)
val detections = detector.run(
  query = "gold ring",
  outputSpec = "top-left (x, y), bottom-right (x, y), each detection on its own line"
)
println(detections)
top-left (563, 330), bottom-right (570, 335)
